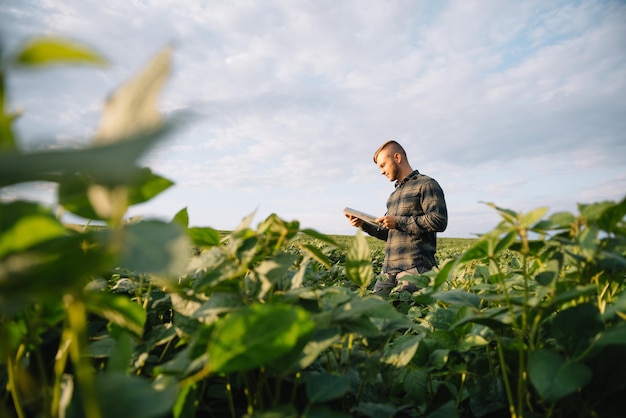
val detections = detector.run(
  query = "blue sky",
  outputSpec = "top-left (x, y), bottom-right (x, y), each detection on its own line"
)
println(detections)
top-left (1, 0), bottom-right (625, 237)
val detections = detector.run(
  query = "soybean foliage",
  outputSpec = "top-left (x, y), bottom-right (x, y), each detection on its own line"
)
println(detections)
top-left (1, 38), bottom-right (625, 418)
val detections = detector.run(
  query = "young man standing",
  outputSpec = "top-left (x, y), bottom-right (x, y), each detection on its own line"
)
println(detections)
top-left (345, 140), bottom-right (448, 295)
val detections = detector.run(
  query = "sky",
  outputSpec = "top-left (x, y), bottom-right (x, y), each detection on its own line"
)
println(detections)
top-left (1, 0), bottom-right (625, 238)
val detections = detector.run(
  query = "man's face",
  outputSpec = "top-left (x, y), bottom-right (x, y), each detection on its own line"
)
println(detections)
top-left (376, 152), bottom-right (399, 182)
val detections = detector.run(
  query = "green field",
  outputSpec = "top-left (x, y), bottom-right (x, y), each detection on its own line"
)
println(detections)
top-left (2, 38), bottom-right (625, 418)
top-left (4, 205), bottom-right (625, 418)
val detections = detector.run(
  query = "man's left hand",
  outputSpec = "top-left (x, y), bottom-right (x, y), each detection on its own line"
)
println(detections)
top-left (375, 215), bottom-right (397, 229)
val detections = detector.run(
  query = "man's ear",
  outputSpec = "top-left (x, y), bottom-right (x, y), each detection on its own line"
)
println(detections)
top-left (393, 152), bottom-right (402, 163)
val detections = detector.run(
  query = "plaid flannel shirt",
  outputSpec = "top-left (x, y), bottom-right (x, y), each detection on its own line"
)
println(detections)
top-left (363, 170), bottom-right (448, 275)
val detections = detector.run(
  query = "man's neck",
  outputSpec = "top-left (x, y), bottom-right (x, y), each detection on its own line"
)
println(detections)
top-left (396, 165), bottom-right (414, 183)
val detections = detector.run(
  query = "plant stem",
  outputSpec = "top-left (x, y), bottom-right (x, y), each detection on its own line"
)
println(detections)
top-left (25, 307), bottom-right (52, 414)
top-left (51, 330), bottom-right (71, 418)
top-left (256, 368), bottom-right (266, 411)
top-left (495, 335), bottom-right (517, 418)
top-left (242, 372), bottom-right (254, 416)
top-left (290, 372), bottom-right (301, 405)
top-left (65, 294), bottom-right (102, 418)
top-left (226, 378), bottom-right (236, 418)
top-left (517, 252), bottom-right (529, 417)
top-left (491, 258), bottom-right (520, 331)
top-left (5, 354), bottom-right (26, 418)
top-left (456, 372), bottom-right (466, 409)
top-left (272, 372), bottom-right (281, 408)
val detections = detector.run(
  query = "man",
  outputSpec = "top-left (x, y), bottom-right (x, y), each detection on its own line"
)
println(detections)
top-left (346, 140), bottom-right (448, 295)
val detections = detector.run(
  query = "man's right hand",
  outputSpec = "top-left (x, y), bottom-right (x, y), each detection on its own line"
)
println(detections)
top-left (345, 214), bottom-right (363, 228)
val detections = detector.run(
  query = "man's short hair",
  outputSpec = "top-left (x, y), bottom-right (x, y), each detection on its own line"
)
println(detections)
top-left (373, 140), bottom-right (407, 163)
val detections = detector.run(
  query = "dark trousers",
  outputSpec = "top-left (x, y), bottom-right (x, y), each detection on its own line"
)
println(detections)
top-left (372, 266), bottom-right (429, 296)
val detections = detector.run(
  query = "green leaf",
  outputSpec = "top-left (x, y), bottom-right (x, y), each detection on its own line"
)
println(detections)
top-left (2, 46), bottom-right (176, 189)
top-left (450, 307), bottom-right (512, 331)
top-left (544, 285), bottom-right (597, 312)
top-left (596, 248), bottom-right (626, 275)
top-left (519, 207), bottom-right (548, 229)
top-left (226, 227), bottom-right (259, 267)
top-left (290, 254), bottom-right (310, 289)
top-left (255, 252), bottom-right (298, 283)
top-left (187, 227), bottom-right (221, 247)
top-left (381, 335), bottom-right (421, 367)
top-left (428, 348), bottom-right (450, 369)
top-left (332, 296), bottom-right (413, 336)
top-left (127, 167), bottom-right (174, 205)
top-left (432, 290), bottom-right (481, 309)
top-left (460, 239), bottom-right (489, 263)
top-left (0, 70), bottom-right (19, 152)
top-left (207, 303), bottom-right (314, 374)
top-left (191, 292), bottom-right (242, 324)
top-left (249, 252), bottom-right (299, 299)
top-left (534, 271), bottom-right (555, 287)
top-left (483, 202), bottom-right (518, 224)
top-left (433, 259), bottom-right (457, 292)
top-left (426, 401), bottom-right (458, 418)
top-left (304, 405), bottom-right (351, 418)
top-left (300, 243), bottom-right (332, 269)
top-left (94, 46), bottom-right (171, 143)
top-left (57, 173), bottom-right (102, 220)
top-left (107, 326), bottom-right (137, 372)
top-left (257, 214), bottom-right (300, 251)
top-left (95, 372), bottom-right (178, 418)
top-left (172, 384), bottom-right (197, 418)
top-left (89, 336), bottom-right (116, 359)
top-left (188, 248), bottom-right (242, 291)
top-left (458, 334), bottom-right (489, 352)
top-left (15, 37), bottom-right (108, 66)
top-left (579, 201), bottom-right (618, 224)
top-left (595, 196), bottom-right (626, 232)
top-left (85, 292), bottom-right (146, 336)
top-left (577, 225), bottom-right (599, 259)
top-left (293, 326), bottom-right (341, 370)
top-left (247, 405), bottom-right (301, 418)
top-left (58, 168), bottom-right (173, 221)
top-left (494, 231), bottom-right (516, 255)
top-left (603, 290), bottom-right (626, 321)
top-left (305, 373), bottom-right (350, 403)
top-left (0, 111), bottom-right (18, 152)
top-left (338, 316), bottom-right (382, 337)
top-left (300, 228), bottom-right (341, 247)
top-left (0, 201), bottom-right (67, 257)
top-left (528, 350), bottom-right (592, 402)
top-left (534, 251), bottom-right (563, 286)
top-left (535, 211), bottom-right (576, 231)
top-left (116, 220), bottom-right (192, 277)
top-left (509, 239), bottom-right (545, 255)
top-left (549, 303), bottom-right (602, 357)
top-left (171, 207), bottom-right (189, 229)
top-left (402, 368), bottom-right (429, 402)
top-left (351, 402), bottom-right (399, 418)
top-left (0, 126), bottom-right (173, 188)
top-left (594, 324), bottom-right (626, 348)
top-left (0, 233), bottom-right (113, 314)
top-left (345, 230), bottom-right (372, 290)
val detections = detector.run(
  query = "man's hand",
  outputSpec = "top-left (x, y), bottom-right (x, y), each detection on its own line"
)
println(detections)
top-left (375, 215), bottom-right (397, 229)
top-left (345, 214), bottom-right (363, 228)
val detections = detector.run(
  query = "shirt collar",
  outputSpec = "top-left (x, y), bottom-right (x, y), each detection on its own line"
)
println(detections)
top-left (395, 169), bottom-right (420, 188)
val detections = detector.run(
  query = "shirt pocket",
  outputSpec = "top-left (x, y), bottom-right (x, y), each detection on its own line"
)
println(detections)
top-left (397, 202), bottom-right (422, 217)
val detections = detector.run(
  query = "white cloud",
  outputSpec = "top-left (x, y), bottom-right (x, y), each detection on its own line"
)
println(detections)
top-left (2, 0), bottom-right (625, 237)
